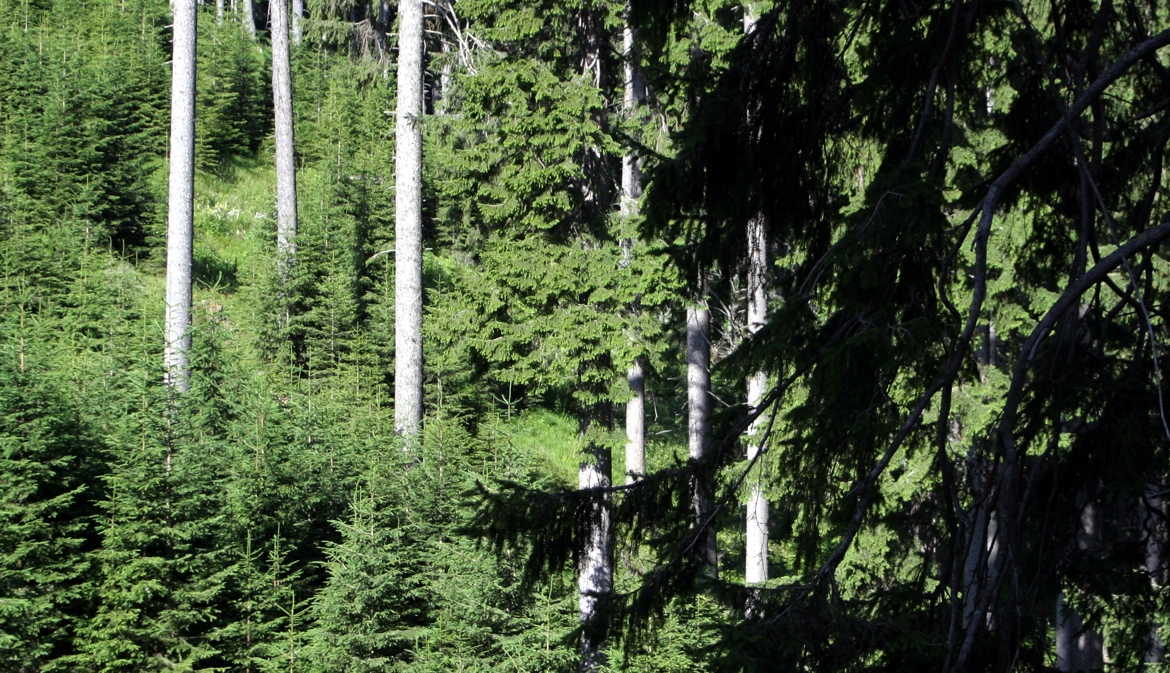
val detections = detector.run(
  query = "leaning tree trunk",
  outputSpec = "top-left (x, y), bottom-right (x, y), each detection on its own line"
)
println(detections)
top-left (272, 0), bottom-right (297, 283)
top-left (164, 0), bottom-right (197, 394)
top-left (745, 213), bottom-right (769, 592)
top-left (687, 299), bottom-right (717, 577)
top-left (394, 0), bottom-right (425, 437)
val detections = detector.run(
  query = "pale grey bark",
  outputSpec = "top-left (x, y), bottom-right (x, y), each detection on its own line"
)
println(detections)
top-left (625, 361), bottom-right (645, 484)
top-left (620, 8), bottom-right (646, 486)
top-left (242, 0), bottom-right (256, 38)
top-left (687, 302), bottom-right (717, 576)
top-left (578, 444), bottom-right (612, 673)
top-left (1057, 501), bottom-right (1104, 672)
top-left (216, 0), bottom-right (224, 26)
top-left (745, 214), bottom-right (769, 588)
top-left (291, 0), bottom-right (303, 45)
top-left (164, 0), bottom-right (197, 394)
top-left (272, 0), bottom-right (297, 281)
top-left (394, 0), bottom-right (425, 436)
top-left (619, 10), bottom-right (644, 218)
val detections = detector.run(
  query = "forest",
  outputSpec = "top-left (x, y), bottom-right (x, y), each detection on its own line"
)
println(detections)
top-left (5, 0), bottom-right (1170, 670)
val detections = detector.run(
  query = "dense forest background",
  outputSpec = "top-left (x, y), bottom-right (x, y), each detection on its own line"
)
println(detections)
top-left (6, 0), bottom-right (1170, 670)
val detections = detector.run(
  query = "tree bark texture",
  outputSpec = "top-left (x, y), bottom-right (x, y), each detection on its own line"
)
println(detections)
top-left (394, 0), bottom-right (425, 436)
top-left (625, 361), bottom-right (645, 484)
top-left (619, 11), bottom-right (643, 218)
top-left (579, 444), bottom-right (612, 673)
top-left (241, 0), bottom-right (256, 38)
top-left (216, 0), bottom-right (224, 26)
top-left (272, 0), bottom-right (297, 283)
top-left (745, 213), bottom-right (769, 587)
top-left (291, 0), bottom-right (303, 45)
top-left (621, 8), bottom-right (646, 485)
top-left (687, 303), bottom-right (717, 576)
top-left (164, 0), bottom-right (197, 394)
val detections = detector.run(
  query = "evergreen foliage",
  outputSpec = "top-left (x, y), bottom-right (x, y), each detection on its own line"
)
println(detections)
top-left (9, 0), bottom-right (1170, 669)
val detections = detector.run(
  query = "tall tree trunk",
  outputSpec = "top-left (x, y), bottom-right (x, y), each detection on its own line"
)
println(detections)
top-left (1056, 500), bottom-right (1104, 672)
top-left (242, 0), bottom-right (256, 38)
top-left (394, 0), bottom-right (425, 436)
top-left (619, 9), bottom-right (643, 218)
top-left (272, 0), bottom-right (297, 283)
top-left (216, 0), bottom-right (224, 26)
top-left (621, 6), bottom-right (646, 485)
top-left (579, 438), bottom-right (612, 673)
top-left (625, 361), bottom-right (645, 483)
top-left (291, 0), bottom-right (302, 45)
top-left (687, 300), bottom-right (717, 576)
top-left (164, 0), bottom-right (197, 394)
top-left (745, 213), bottom-right (769, 591)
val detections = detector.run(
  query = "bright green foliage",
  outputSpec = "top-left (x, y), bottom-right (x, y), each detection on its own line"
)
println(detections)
top-left (17, 0), bottom-right (1170, 669)
top-left (0, 355), bottom-right (102, 672)
top-left (0, 0), bottom-right (168, 255)
top-left (196, 16), bottom-right (272, 169)
top-left (304, 472), bottom-right (428, 671)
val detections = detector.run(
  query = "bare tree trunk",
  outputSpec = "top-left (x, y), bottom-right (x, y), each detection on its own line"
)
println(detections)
top-left (291, 0), bottom-right (302, 45)
top-left (619, 9), bottom-right (643, 218)
top-left (688, 301), bottom-right (717, 576)
top-left (1057, 501), bottom-right (1104, 672)
top-left (272, 0), bottom-right (297, 282)
top-left (745, 213), bottom-right (769, 591)
top-left (216, 0), bottom-right (224, 26)
top-left (620, 6), bottom-right (646, 486)
top-left (164, 0), bottom-right (197, 394)
top-left (625, 361), bottom-right (645, 483)
top-left (242, 0), bottom-right (256, 38)
top-left (579, 440), bottom-right (612, 673)
top-left (394, 0), bottom-right (425, 436)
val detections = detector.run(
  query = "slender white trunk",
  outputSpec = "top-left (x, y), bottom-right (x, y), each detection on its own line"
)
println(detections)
top-left (1057, 501), bottom-right (1104, 672)
top-left (216, 0), bottom-right (224, 26)
top-left (687, 302), bottom-right (717, 576)
top-left (619, 10), bottom-right (643, 218)
top-left (578, 444), bottom-right (612, 673)
top-left (290, 0), bottom-right (302, 46)
top-left (242, 0), bottom-right (256, 38)
top-left (164, 0), bottom-right (196, 394)
top-left (620, 7), bottom-right (646, 485)
top-left (272, 0), bottom-right (297, 281)
top-left (394, 0), bottom-right (425, 436)
top-left (625, 361), bottom-right (645, 484)
top-left (745, 213), bottom-right (769, 588)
